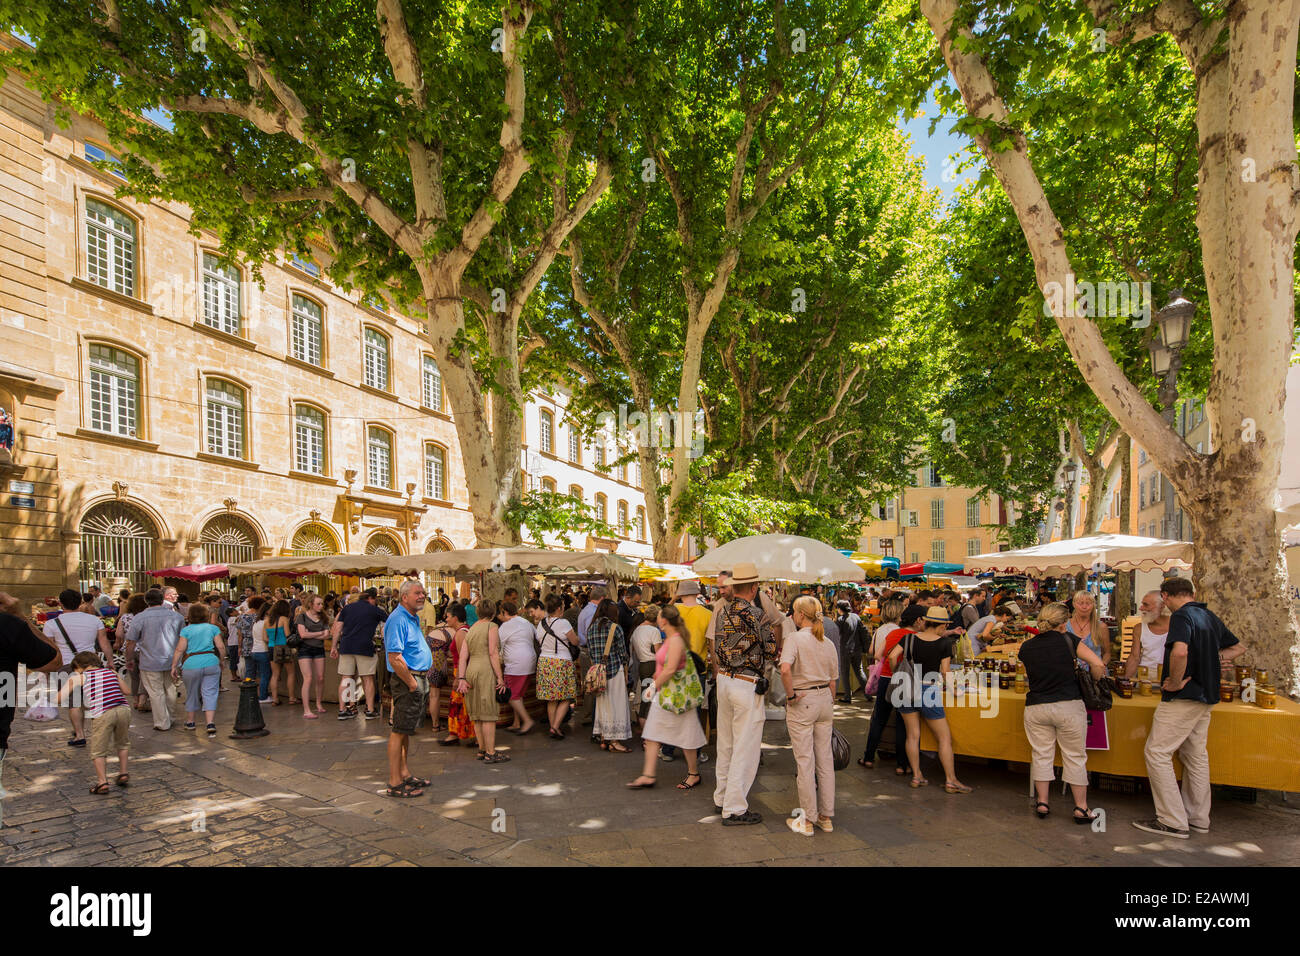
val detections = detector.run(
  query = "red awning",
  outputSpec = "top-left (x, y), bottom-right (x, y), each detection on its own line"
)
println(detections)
top-left (897, 562), bottom-right (924, 576)
top-left (149, 564), bottom-right (230, 582)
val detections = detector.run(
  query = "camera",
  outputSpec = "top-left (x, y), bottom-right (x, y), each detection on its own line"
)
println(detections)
top-left (753, 675), bottom-right (769, 696)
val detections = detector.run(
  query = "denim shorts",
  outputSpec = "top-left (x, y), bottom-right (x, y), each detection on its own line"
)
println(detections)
top-left (896, 703), bottom-right (946, 720)
top-left (893, 680), bottom-right (945, 720)
top-left (297, 644), bottom-right (325, 660)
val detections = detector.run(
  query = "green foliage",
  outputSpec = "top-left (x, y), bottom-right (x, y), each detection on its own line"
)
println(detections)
top-left (504, 489), bottom-right (619, 547)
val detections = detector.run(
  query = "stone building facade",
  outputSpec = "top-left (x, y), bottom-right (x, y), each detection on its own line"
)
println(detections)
top-left (0, 58), bottom-right (649, 603)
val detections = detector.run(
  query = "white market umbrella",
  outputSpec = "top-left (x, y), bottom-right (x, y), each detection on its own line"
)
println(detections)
top-left (692, 534), bottom-right (865, 584)
top-left (964, 533), bottom-right (1192, 576)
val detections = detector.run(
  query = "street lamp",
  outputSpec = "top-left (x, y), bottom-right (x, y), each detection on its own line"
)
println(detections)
top-left (1149, 289), bottom-right (1194, 378)
top-left (1063, 460), bottom-right (1078, 484)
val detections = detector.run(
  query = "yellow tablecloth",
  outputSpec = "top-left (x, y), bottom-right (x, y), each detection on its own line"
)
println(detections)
top-left (918, 686), bottom-right (1300, 792)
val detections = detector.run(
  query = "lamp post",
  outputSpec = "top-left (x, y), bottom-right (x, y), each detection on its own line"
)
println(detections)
top-left (1062, 459), bottom-right (1078, 540)
top-left (1148, 290), bottom-right (1194, 538)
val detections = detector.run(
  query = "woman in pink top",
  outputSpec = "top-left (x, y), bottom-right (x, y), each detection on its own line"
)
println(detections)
top-left (626, 605), bottom-right (706, 791)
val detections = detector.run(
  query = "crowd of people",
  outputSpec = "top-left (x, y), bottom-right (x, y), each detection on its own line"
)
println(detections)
top-left (0, 568), bottom-right (1246, 840)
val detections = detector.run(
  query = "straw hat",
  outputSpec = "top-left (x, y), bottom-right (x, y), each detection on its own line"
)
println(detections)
top-left (729, 561), bottom-right (761, 585)
top-left (675, 579), bottom-right (701, 597)
top-left (923, 606), bottom-right (951, 626)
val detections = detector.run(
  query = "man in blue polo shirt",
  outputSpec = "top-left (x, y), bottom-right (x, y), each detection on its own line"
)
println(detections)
top-left (384, 579), bottom-right (432, 798)
top-left (1133, 576), bottom-right (1245, 839)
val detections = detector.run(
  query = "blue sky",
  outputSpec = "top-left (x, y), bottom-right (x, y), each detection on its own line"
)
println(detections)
top-left (898, 88), bottom-right (980, 203)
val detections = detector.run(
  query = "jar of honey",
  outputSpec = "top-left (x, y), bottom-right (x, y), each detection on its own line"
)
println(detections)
top-left (1219, 683), bottom-right (1235, 703)
top-left (1257, 684), bottom-right (1277, 710)
top-left (1117, 679), bottom-right (1133, 699)
top-left (1254, 669), bottom-right (1270, 685)
top-left (1234, 664), bottom-right (1251, 683)
top-left (1013, 673), bottom-right (1027, 694)
top-left (998, 673), bottom-right (1011, 690)
top-left (1138, 665), bottom-right (1150, 681)
top-left (1138, 680), bottom-right (1151, 696)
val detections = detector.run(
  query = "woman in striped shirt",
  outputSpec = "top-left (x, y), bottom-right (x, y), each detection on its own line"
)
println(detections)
top-left (60, 651), bottom-right (130, 793)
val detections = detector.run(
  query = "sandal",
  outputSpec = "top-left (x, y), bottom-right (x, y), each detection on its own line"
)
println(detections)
top-left (548, 729), bottom-right (565, 740)
top-left (439, 737), bottom-right (460, 746)
top-left (944, 782), bottom-right (974, 794)
top-left (857, 757), bottom-right (874, 770)
top-left (404, 775), bottom-right (432, 788)
top-left (677, 773), bottom-right (702, 790)
top-left (90, 782), bottom-right (111, 795)
top-left (910, 777), bottom-right (929, 788)
top-left (476, 750), bottom-right (488, 760)
top-left (116, 773), bottom-right (130, 787)
top-left (626, 775), bottom-right (657, 789)
top-left (386, 781), bottom-right (424, 798)
top-left (895, 767), bottom-right (909, 776)
top-left (68, 737), bottom-right (86, 747)
top-left (1034, 801), bottom-right (1050, 819)
top-left (1073, 806), bottom-right (1097, 825)
top-left (607, 743), bottom-right (632, 754)
top-left (483, 752), bottom-right (511, 763)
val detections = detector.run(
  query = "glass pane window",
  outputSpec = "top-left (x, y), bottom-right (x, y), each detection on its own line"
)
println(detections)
top-left (85, 199), bottom-right (135, 296)
top-left (568, 428), bottom-right (581, 464)
top-left (617, 500), bottom-right (628, 534)
top-left (205, 380), bottom-right (245, 459)
top-left (422, 355), bottom-right (443, 411)
top-left (367, 427), bottom-right (392, 488)
top-left (636, 508), bottom-right (646, 541)
top-left (201, 254), bottom-right (241, 335)
top-left (539, 410), bottom-right (553, 454)
top-left (84, 142), bottom-right (126, 179)
top-left (88, 344), bottom-right (139, 437)
top-left (966, 497), bottom-right (980, 527)
top-left (594, 495), bottom-right (607, 522)
top-left (424, 444), bottom-right (446, 500)
top-left (568, 485), bottom-right (583, 501)
top-left (932, 540), bottom-right (946, 561)
top-left (967, 538), bottom-right (981, 556)
top-left (291, 295), bottom-right (323, 366)
top-left (364, 329), bottom-right (389, 391)
top-left (930, 499), bottom-right (944, 529)
top-left (290, 255), bottom-right (321, 277)
top-left (294, 405), bottom-right (325, 475)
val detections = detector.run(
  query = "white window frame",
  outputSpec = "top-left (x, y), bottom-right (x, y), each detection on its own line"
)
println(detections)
top-left (568, 427), bottom-right (581, 464)
top-left (363, 328), bottom-right (390, 391)
top-left (367, 426), bottom-right (393, 489)
top-left (87, 343), bottom-right (140, 438)
top-left (293, 404), bottom-right (326, 475)
top-left (967, 537), bottom-right (981, 556)
top-left (201, 253), bottom-right (241, 335)
top-left (205, 379), bottom-right (246, 459)
top-left (966, 497), bottom-right (979, 527)
top-left (290, 294), bottom-right (324, 367)
top-left (932, 540), bottom-right (946, 562)
top-left (85, 198), bottom-right (136, 297)
top-left (539, 409), bottom-right (553, 454)
top-left (421, 355), bottom-right (443, 411)
top-left (930, 499), bottom-right (944, 529)
top-left (424, 443), bottom-right (447, 500)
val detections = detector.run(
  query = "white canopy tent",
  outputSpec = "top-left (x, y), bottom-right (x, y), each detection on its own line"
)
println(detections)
top-left (692, 534), bottom-right (866, 584)
top-left (964, 533), bottom-right (1193, 576)
top-left (230, 547), bottom-right (640, 581)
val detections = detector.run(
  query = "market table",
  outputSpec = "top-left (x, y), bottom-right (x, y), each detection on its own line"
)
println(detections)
top-left (918, 684), bottom-right (1300, 792)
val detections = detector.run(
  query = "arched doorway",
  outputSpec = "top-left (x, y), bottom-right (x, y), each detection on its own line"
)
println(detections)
top-left (362, 531), bottom-right (405, 596)
top-left (422, 536), bottom-right (457, 610)
top-left (291, 521), bottom-right (341, 597)
top-left (79, 501), bottom-right (159, 594)
top-left (198, 513), bottom-right (260, 567)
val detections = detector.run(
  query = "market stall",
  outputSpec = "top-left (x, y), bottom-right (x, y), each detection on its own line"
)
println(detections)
top-left (693, 534), bottom-right (866, 584)
top-left (918, 684), bottom-right (1300, 793)
top-left (964, 533), bottom-right (1192, 576)
top-left (149, 564), bottom-right (230, 582)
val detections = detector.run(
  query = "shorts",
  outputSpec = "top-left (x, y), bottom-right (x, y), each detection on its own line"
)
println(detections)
top-left (89, 706), bottom-right (130, 758)
top-left (893, 680), bottom-right (945, 720)
top-left (339, 653), bottom-right (378, 677)
top-left (896, 703), bottom-right (946, 720)
top-left (390, 673), bottom-right (429, 736)
top-left (503, 674), bottom-right (529, 700)
top-left (297, 644), bottom-right (326, 660)
top-left (271, 645), bottom-right (297, 664)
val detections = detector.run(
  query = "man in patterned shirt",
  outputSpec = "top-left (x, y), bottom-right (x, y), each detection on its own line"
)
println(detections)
top-left (711, 561), bottom-right (780, 826)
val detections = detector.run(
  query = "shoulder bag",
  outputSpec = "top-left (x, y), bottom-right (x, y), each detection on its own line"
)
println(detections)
top-left (54, 617), bottom-right (101, 671)
top-left (1063, 632), bottom-right (1113, 711)
top-left (656, 646), bottom-right (705, 715)
top-left (584, 621), bottom-right (614, 696)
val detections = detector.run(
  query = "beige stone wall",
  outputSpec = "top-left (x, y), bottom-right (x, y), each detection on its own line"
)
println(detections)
top-left (2, 75), bottom-right (492, 598)
top-left (857, 463), bottom-right (1004, 568)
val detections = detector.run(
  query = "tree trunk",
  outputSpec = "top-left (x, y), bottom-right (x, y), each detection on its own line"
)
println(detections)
top-left (1114, 433), bottom-right (1133, 620)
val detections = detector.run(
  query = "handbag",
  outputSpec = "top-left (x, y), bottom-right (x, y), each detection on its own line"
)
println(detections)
top-left (585, 621), bottom-right (616, 696)
top-left (426, 626), bottom-right (452, 688)
top-left (1063, 632), bottom-right (1113, 712)
top-left (495, 684), bottom-right (511, 704)
top-left (656, 648), bottom-right (705, 715)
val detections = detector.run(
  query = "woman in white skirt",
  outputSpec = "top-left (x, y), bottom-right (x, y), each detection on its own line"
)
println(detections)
top-left (626, 605), bottom-right (706, 790)
top-left (587, 599), bottom-right (633, 751)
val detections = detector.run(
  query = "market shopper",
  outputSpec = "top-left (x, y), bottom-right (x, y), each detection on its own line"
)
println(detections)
top-left (711, 562), bottom-right (780, 826)
top-left (626, 605), bottom-right (705, 791)
top-left (332, 587), bottom-right (385, 720)
top-left (457, 599), bottom-right (510, 762)
top-left (439, 602), bottom-right (477, 747)
top-left (42, 588), bottom-right (112, 746)
top-left (296, 595), bottom-right (330, 718)
top-left (124, 589), bottom-right (183, 732)
top-left (384, 579), bottom-right (432, 797)
top-left (1124, 591), bottom-right (1172, 679)
top-left (1133, 578), bottom-right (1245, 839)
top-left (264, 599), bottom-right (295, 707)
top-left (781, 596), bottom-right (839, 835)
top-left (1066, 591), bottom-right (1109, 665)
top-left (58, 651), bottom-right (130, 794)
top-left (888, 606), bottom-right (972, 793)
top-left (534, 594), bottom-right (579, 739)
top-left (497, 602), bottom-right (537, 735)
top-left (587, 599), bottom-right (633, 752)
top-left (171, 603), bottom-right (224, 737)
top-left (0, 593), bottom-right (61, 827)
top-left (1018, 603), bottom-right (1104, 821)
top-left (629, 610), bottom-right (662, 736)
top-left (858, 599), bottom-right (911, 775)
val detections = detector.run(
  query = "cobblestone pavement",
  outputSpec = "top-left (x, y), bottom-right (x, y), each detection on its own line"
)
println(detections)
top-left (3, 681), bottom-right (1298, 866)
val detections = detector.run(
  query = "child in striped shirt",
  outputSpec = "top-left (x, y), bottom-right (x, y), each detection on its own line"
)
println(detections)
top-left (59, 651), bottom-right (130, 793)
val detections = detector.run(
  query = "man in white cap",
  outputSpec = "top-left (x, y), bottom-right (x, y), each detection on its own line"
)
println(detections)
top-left (710, 561), bottom-right (780, 825)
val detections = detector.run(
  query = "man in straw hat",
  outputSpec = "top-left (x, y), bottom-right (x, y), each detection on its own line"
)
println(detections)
top-left (710, 561), bottom-right (780, 825)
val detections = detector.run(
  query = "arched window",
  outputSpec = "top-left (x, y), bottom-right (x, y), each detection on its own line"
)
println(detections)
top-left (424, 442), bottom-right (447, 500)
top-left (290, 294), bottom-right (324, 366)
top-left (367, 426), bottom-right (394, 489)
top-left (365, 531), bottom-right (403, 555)
top-left (87, 343), bottom-right (140, 437)
top-left (201, 253), bottom-right (241, 335)
top-left (291, 522), bottom-right (339, 556)
top-left (205, 378), bottom-right (246, 459)
top-left (568, 484), bottom-right (583, 501)
top-left (540, 476), bottom-right (557, 494)
top-left (85, 198), bottom-right (136, 296)
top-left (617, 500), bottom-right (629, 535)
top-left (568, 426), bottom-right (581, 464)
top-left (594, 493), bottom-right (607, 523)
top-left (78, 501), bottom-right (158, 594)
top-left (294, 404), bottom-right (327, 475)
top-left (363, 328), bottom-right (390, 391)
top-left (539, 409), bottom-right (554, 454)
top-left (636, 507), bottom-right (646, 542)
top-left (422, 355), bottom-right (443, 411)
top-left (422, 536), bottom-right (456, 601)
top-left (198, 513), bottom-right (260, 566)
